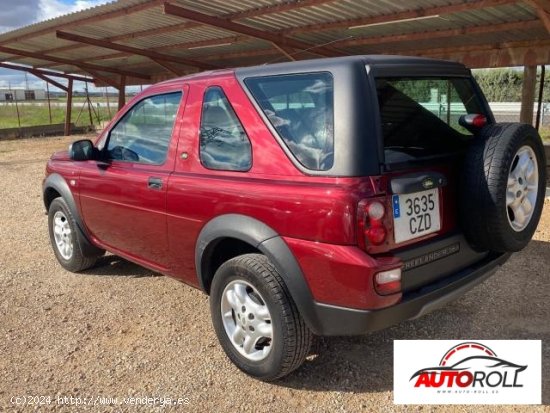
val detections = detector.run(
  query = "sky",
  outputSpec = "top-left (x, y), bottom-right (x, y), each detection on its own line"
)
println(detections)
top-left (0, 0), bottom-right (140, 93)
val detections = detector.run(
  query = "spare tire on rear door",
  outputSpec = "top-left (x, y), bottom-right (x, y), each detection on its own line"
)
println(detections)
top-left (459, 123), bottom-right (546, 252)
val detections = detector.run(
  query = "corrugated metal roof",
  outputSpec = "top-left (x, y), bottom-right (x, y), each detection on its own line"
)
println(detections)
top-left (0, 0), bottom-right (548, 85)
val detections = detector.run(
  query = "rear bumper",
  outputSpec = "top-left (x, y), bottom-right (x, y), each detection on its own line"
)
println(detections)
top-left (308, 251), bottom-right (510, 336)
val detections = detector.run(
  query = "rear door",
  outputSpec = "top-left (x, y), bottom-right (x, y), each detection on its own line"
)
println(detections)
top-left (375, 76), bottom-right (490, 248)
top-left (373, 76), bottom-right (492, 291)
top-left (79, 90), bottom-right (184, 268)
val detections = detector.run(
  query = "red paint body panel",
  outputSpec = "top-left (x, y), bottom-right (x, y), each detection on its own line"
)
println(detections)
top-left (283, 237), bottom-right (402, 310)
top-left (78, 162), bottom-right (172, 267)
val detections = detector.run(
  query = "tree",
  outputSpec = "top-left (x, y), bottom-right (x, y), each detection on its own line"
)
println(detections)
top-left (473, 68), bottom-right (549, 102)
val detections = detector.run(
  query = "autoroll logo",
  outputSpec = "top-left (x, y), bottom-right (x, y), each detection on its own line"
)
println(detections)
top-left (411, 342), bottom-right (526, 390)
top-left (394, 340), bottom-right (541, 405)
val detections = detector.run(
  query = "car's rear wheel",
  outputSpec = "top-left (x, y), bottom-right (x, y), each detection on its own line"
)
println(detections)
top-left (220, 279), bottom-right (274, 362)
top-left (459, 123), bottom-right (546, 252)
top-left (48, 197), bottom-right (101, 272)
top-left (210, 254), bottom-right (312, 381)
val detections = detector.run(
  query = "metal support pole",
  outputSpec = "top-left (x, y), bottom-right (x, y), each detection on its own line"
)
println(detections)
top-left (118, 76), bottom-right (126, 111)
top-left (105, 87), bottom-right (112, 118)
top-left (9, 82), bottom-right (21, 129)
top-left (85, 84), bottom-right (93, 127)
top-left (64, 78), bottom-right (73, 136)
top-left (73, 101), bottom-right (86, 126)
top-left (520, 65), bottom-right (537, 125)
top-left (14, 91), bottom-right (21, 129)
top-left (92, 102), bottom-right (101, 125)
top-left (535, 65), bottom-right (545, 130)
top-left (46, 81), bottom-right (52, 124)
top-left (446, 80), bottom-right (451, 125)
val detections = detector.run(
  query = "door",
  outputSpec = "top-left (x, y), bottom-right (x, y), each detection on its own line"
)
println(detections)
top-left (79, 90), bottom-right (184, 268)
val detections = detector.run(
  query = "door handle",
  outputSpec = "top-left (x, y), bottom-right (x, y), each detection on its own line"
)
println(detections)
top-left (148, 177), bottom-right (163, 190)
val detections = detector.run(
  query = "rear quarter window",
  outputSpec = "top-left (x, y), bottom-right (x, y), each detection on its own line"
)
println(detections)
top-left (199, 86), bottom-right (252, 172)
top-left (245, 72), bottom-right (334, 171)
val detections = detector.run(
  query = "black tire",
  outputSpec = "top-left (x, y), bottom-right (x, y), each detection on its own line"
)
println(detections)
top-left (459, 123), bottom-right (546, 252)
top-left (48, 197), bottom-right (102, 272)
top-left (210, 254), bottom-right (312, 381)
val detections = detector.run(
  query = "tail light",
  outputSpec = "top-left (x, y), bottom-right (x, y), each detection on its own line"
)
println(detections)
top-left (374, 268), bottom-right (402, 295)
top-left (459, 113), bottom-right (487, 130)
top-left (357, 198), bottom-right (388, 249)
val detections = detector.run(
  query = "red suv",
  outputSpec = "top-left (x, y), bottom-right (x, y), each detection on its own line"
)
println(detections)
top-left (43, 56), bottom-right (546, 380)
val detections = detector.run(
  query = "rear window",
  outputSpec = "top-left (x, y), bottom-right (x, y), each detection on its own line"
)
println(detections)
top-left (245, 72), bottom-right (334, 171)
top-left (375, 77), bottom-right (487, 165)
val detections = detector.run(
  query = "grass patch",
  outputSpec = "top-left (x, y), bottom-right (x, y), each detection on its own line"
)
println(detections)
top-left (0, 102), bottom-right (114, 129)
top-left (539, 126), bottom-right (550, 143)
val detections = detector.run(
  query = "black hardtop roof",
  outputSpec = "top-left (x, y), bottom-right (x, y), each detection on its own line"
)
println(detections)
top-left (235, 54), bottom-right (470, 79)
top-left (155, 55), bottom-right (470, 86)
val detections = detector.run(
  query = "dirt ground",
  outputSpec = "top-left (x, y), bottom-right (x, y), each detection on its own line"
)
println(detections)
top-left (0, 135), bottom-right (549, 412)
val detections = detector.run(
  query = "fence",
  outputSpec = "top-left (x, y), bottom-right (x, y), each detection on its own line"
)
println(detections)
top-left (489, 102), bottom-right (550, 125)
top-left (0, 94), bottom-right (119, 138)
top-left (0, 123), bottom-right (92, 140)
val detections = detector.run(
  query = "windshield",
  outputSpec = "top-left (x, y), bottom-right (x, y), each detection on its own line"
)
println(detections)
top-left (375, 77), bottom-right (487, 165)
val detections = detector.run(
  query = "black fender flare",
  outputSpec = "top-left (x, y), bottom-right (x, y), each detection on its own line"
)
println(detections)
top-left (195, 214), bottom-right (322, 333)
top-left (43, 173), bottom-right (103, 256)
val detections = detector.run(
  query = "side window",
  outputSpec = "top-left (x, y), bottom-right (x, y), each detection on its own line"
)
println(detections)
top-left (200, 87), bottom-right (252, 171)
top-left (244, 72), bottom-right (334, 171)
top-left (107, 92), bottom-right (182, 165)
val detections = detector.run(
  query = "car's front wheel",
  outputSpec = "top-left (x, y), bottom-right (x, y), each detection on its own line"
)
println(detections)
top-left (210, 254), bottom-right (312, 381)
top-left (48, 197), bottom-right (101, 272)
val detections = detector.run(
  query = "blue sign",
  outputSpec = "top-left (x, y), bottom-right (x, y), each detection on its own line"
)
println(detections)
top-left (392, 195), bottom-right (400, 218)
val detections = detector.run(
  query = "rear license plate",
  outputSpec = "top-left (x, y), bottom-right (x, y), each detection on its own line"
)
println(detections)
top-left (392, 189), bottom-right (441, 244)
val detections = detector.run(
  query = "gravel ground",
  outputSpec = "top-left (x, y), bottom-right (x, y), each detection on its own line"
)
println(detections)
top-left (0, 135), bottom-right (549, 412)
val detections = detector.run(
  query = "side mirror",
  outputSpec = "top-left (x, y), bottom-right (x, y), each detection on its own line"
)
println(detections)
top-left (69, 139), bottom-right (95, 161)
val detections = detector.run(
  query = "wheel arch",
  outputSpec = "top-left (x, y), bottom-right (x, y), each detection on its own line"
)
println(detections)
top-left (195, 214), bottom-right (322, 333)
top-left (43, 173), bottom-right (103, 256)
